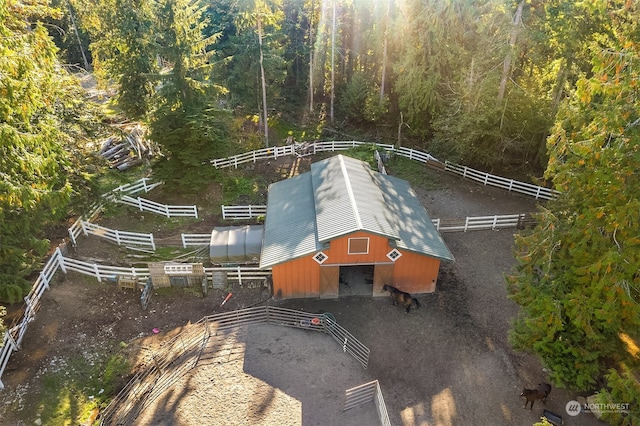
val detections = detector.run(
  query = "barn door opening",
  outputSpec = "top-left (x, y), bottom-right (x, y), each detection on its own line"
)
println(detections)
top-left (339, 265), bottom-right (374, 296)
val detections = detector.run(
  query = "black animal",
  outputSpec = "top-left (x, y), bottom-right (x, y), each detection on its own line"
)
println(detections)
top-left (382, 284), bottom-right (421, 313)
top-left (520, 383), bottom-right (552, 409)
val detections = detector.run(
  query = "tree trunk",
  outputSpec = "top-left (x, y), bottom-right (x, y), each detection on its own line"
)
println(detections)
top-left (258, 16), bottom-right (269, 147)
top-left (67, 1), bottom-right (90, 71)
top-left (379, 0), bottom-right (390, 102)
top-left (309, 0), bottom-right (314, 112)
top-left (497, 1), bottom-right (524, 104)
top-left (330, 0), bottom-right (336, 125)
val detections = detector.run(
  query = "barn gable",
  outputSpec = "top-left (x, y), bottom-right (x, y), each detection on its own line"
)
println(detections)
top-left (260, 155), bottom-right (453, 269)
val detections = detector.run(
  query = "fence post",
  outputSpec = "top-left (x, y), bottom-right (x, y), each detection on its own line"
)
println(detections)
top-left (115, 229), bottom-right (121, 246)
top-left (181, 234), bottom-right (187, 248)
top-left (80, 218), bottom-right (88, 236)
top-left (492, 215), bottom-right (498, 230)
top-left (150, 234), bottom-right (156, 251)
top-left (464, 217), bottom-right (470, 232)
top-left (40, 271), bottom-right (49, 290)
top-left (94, 264), bottom-right (102, 282)
top-left (193, 206), bottom-right (198, 219)
top-left (237, 265), bottom-right (242, 287)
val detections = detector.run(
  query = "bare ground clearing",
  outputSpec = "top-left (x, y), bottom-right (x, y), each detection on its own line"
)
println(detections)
top-left (0, 156), bottom-right (607, 425)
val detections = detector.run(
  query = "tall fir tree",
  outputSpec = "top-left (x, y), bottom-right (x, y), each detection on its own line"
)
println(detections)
top-left (507, 2), bottom-right (640, 413)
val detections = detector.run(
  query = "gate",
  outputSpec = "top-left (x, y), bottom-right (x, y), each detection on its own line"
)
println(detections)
top-left (344, 380), bottom-right (391, 426)
top-left (322, 314), bottom-right (370, 369)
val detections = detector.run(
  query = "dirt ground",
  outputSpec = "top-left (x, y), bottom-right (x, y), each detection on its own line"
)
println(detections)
top-left (0, 156), bottom-right (609, 426)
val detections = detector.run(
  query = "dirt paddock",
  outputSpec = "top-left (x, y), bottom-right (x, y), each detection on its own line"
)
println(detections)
top-left (0, 161), bottom-right (608, 425)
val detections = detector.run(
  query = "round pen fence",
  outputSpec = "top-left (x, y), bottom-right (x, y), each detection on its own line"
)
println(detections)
top-left (99, 306), bottom-right (370, 425)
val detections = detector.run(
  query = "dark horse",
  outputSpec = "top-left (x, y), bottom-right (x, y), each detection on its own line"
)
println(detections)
top-left (520, 383), bottom-right (552, 409)
top-left (382, 285), bottom-right (421, 313)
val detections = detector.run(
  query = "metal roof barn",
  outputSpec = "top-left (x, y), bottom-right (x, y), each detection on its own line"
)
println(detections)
top-left (260, 155), bottom-right (454, 299)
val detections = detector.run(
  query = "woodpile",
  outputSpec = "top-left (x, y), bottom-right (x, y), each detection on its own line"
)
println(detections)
top-left (98, 126), bottom-right (158, 171)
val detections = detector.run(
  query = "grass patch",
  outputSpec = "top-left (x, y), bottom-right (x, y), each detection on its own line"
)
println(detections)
top-left (36, 352), bottom-right (130, 426)
top-left (387, 156), bottom-right (443, 190)
top-left (221, 172), bottom-right (263, 205)
top-left (100, 202), bottom-right (198, 233)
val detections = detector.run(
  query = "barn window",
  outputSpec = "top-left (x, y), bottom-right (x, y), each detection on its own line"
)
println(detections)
top-left (387, 249), bottom-right (402, 262)
top-left (348, 238), bottom-right (369, 254)
top-left (313, 251), bottom-right (328, 264)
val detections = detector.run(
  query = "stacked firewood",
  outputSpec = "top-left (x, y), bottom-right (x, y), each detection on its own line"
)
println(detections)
top-left (98, 126), bottom-right (158, 171)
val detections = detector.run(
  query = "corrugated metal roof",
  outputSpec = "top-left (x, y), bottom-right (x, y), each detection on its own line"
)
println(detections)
top-left (311, 155), bottom-right (399, 242)
top-left (259, 173), bottom-right (320, 268)
top-left (375, 174), bottom-right (454, 261)
top-left (260, 154), bottom-right (454, 268)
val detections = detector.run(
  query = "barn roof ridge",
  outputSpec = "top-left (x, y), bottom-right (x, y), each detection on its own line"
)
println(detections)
top-left (260, 154), bottom-right (453, 268)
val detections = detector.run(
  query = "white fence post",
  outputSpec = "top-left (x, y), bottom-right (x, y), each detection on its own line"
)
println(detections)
top-left (94, 264), bottom-right (102, 282)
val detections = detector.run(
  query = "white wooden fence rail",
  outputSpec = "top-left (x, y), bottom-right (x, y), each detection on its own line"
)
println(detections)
top-left (433, 213), bottom-right (530, 232)
top-left (209, 140), bottom-right (556, 200)
top-left (444, 162), bottom-right (559, 200)
top-left (102, 177), bottom-right (163, 201)
top-left (0, 248), bottom-right (63, 390)
top-left (181, 234), bottom-right (211, 248)
top-left (60, 256), bottom-right (150, 282)
top-left (119, 195), bottom-right (198, 218)
top-left (221, 205), bottom-right (267, 220)
top-left (74, 221), bottom-right (156, 250)
top-left (217, 207), bottom-right (532, 233)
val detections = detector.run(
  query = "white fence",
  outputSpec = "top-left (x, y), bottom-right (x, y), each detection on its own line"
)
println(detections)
top-left (433, 213), bottom-right (532, 232)
top-left (71, 220), bottom-right (155, 250)
top-left (119, 195), bottom-right (198, 218)
top-left (221, 205), bottom-right (266, 220)
top-left (205, 266), bottom-right (271, 286)
top-left (102, 177), bottom-right (163, 201)
top-left (209, 140), bottom-right (556, 200)
top-left (181, 234), bottom-right (211, 248)
top-left (60, 256), bottom-right (150, 282)
top-left (0, 248), bottom-right (63, 390)
top-left (344, 380), bottom-right (391, 426)
top-left (444, 162), bottom-right (559, 200)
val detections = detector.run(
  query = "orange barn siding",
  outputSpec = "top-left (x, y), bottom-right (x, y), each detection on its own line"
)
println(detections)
top-left (272, 255), bottom-right (320, 298)
top-left (393, 251), bottom-right (441, 294)
top-left (323, 231), bottom-right (392, 265)
top-left (271, 230), bottom-right (444, 298)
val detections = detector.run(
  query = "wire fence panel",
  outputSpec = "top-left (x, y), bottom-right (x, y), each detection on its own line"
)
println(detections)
top-left (100, 307), bottom-right (370, 425)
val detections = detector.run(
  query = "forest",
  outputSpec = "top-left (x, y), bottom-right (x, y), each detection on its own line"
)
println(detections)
top-left (0, 0), bottom-right (638, 423)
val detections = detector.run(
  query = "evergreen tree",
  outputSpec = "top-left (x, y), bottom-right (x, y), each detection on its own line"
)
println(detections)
top-left (507, 1), bottom-right (640, 403)
top-left (150, 0), bottom-right (230, 188)
top-left (0, 0), bottom-right (96, 306)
